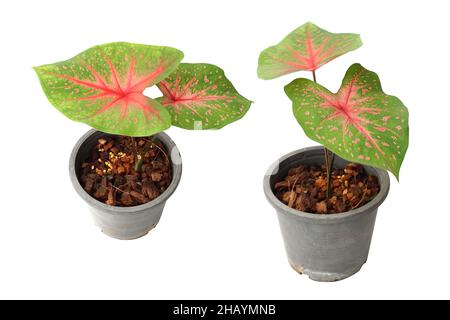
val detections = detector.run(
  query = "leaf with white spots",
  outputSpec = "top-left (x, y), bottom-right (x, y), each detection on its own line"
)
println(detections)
top-left (34, 42), bottom-right (184, 136)
top-left (284, 63), bottom-right (409, 179)
top-left (156, 63), bottom-right (252, 130)
top-left (258, 22), bottom-right (362, 80)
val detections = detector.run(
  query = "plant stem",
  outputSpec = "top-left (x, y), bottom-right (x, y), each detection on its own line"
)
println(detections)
top-left (324, 145), bottom-right (329, 176)
top-left (131, 137), bottom-right (143, 172)
top-left (134, 154), bottom-right (143, 172)
top-left (327, 150), bottom-right (335, 198)
top-left (312, 70), bottom-right (334, 199)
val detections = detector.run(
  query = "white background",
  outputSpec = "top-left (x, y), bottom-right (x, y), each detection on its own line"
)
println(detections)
top-left (1, 0), bottom-right (449, 300)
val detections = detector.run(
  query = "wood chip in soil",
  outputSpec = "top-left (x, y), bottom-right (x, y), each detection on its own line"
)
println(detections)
top-left (79, 135), bottom-right (171, 207)
top-left (274, 163), bottom-right (380, 214)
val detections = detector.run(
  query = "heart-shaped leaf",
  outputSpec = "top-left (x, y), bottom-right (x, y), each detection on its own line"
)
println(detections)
top-left (34, 42), bottom-right (184, 136)
top-left (156, 63), bottom-right (252, 130)
top-left (258, 22), bottom-right (362, 80)
top-left (157, 63), bottom-right (251, 130)
top-left (284, 63), bottom-right (409, 179)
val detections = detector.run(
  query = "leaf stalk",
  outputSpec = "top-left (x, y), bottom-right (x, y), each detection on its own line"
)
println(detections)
top-left (313, 70), bottom-right (334, 199)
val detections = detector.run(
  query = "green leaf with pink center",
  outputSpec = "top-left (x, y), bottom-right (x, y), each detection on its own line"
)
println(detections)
top-left (258, 22), bottom-right (362, 80)
top-left (284, 63), bottom-right (409, 179)
top-left (34, 42), bottom-right (184, 136)
top-left (156, 63), bottom-right (252, 130)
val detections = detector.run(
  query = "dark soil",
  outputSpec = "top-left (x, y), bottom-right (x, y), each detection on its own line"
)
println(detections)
top-left (79, 135), bottom-right (172, 207)
top-left (274, 163), bottom-right (380, 214)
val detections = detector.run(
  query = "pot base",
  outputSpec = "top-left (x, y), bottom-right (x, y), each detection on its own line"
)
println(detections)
top-left (289, 260), bottom-right (364, 282)
top-left (101, 228), bottom-right (153, 240)
top-left (91, 208), bottom-right (161, 240)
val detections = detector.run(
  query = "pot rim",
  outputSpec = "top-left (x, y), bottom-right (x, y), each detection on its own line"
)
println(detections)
top-left (263, 145), bottom-right (390, 221)
top-left (69, 129), bottom-right (182, 214)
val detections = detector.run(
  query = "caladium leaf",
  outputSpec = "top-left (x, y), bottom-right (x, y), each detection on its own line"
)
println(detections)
top-left (156, 63), bottom-right (252, 130)
top-left (258, 22), bottom-right (362, 80)
top-left (284, 63), bottom-right (409, 179)
top-left (34, 42), bottom-right (184, 136)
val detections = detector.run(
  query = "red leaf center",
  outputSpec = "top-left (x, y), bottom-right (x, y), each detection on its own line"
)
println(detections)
top-left (46, 51), bottom-right (165, 121)
top-left (313, 74), bottom-right (386, 157)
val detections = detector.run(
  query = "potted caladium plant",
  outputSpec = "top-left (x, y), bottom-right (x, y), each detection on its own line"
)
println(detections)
top-left (35, 42), bottom-right (251, 240)
top-left (260, 23), bottom-right (409, 281)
